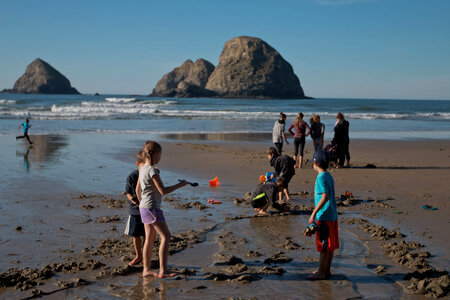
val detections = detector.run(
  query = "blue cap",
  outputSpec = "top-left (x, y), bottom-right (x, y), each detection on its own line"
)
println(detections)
top-left (313, 150), bottom-right (329, 164)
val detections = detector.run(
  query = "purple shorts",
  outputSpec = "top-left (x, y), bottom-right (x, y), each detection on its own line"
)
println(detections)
top-left (139, 208), bottom-right (165, 224)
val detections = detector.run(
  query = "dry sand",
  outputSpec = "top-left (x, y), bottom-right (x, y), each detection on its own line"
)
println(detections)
top-left (0, 134), bottom-right (449, 299)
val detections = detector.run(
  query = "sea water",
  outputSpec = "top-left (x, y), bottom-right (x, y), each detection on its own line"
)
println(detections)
top-left (0, 93), bottom-right (449, 140)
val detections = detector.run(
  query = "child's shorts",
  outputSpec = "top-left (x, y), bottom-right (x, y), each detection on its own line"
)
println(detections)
top-left (251, 193), bottom-right (268, 208)
top-left (139, 208), bottom-right (165, 224)
top-left (315, 220), bottom-right (339, 252)
top-left (124, 215), bottom-right (145, 237)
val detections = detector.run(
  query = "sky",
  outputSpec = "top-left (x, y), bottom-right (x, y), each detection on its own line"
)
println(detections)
top-left (0, 0), bottom-right (449, 99)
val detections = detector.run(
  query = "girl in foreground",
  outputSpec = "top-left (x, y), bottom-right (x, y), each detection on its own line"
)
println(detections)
top-left (136, 140), bottom-right (187, 278)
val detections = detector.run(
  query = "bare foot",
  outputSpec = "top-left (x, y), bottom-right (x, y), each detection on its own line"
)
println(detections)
top-left (158, 271), bottom-right (178, 278)
top-left (307, 273), bottom-right (326, 280)
top-left (256, 210), bottom-right (269, 216)
top-left (129, 257), bottom-right (142, 266)
top-left (312, 270), bottom-right (331, 278)
top-left (143, 270), bottom-right (158, 277)
top-left (294, 165), bottom-right (299, 169)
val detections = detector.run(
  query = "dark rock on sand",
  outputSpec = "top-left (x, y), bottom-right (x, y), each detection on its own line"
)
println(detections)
top-left (205, 36), bottom-right (308, 99)
top-left (4, 58), bottom-right (80, 94)
top-left (150, 59), bottom-right (216, 98)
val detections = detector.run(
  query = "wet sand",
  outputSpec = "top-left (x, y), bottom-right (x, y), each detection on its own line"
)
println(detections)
top-left (0, 134), bottom-right (449, 299)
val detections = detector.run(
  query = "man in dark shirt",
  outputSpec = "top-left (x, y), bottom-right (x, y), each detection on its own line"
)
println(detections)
top-left (266, 147), bottom-right (296, 203)
top-left (251, 177), bottom-right (289, 216)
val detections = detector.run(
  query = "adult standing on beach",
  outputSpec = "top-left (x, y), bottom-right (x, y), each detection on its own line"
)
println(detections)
top-left (272, 112), bottom-right (289, 155)
top-left (310, 114), bottom-right (325, 152)
top-left (332, 112), bottom-right (350, 168)
top-left (288, 113), bottom-right (311, 168)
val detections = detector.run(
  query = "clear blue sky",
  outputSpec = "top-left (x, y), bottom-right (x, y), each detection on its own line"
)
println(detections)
top-left (1, 0), bottom-right (449, 99)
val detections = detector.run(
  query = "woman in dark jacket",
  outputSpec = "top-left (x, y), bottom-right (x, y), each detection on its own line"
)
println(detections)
top-left (333, 112), bottom-right (350, 167)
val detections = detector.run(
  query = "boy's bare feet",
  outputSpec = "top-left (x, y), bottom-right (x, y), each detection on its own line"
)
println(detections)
top-left (256, 210), bottom-right (269, 216)
top-left (158, 271), bottom-right (178, 278)
top-left (129, 257), bottom-right (142, 266)
top-left (142, 270), bottom-right (158, 277)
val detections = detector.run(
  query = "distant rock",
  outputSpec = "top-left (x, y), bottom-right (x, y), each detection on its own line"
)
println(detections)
top-left (205, 36), bottom-right (307, 99)
top-left (3, 58), bottom-right (80, 94)
top-left (150, 59), bottom-right (216, 98)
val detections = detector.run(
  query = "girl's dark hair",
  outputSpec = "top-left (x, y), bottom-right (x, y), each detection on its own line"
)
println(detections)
top-left (337, 112), bottom-right (345, 120)
top-left (142, 140), bottom-right (162, 165)
top-left (280, 112), bottom-right (286, 119)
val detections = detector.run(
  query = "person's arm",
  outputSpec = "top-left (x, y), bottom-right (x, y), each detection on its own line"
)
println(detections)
top-left (126, 193), bottom-right (138, 206)
top-left (287, 124), bottom-right (295, 136)
top-left (282, 132), bottom-right (289, 145)
top-left (152, 173), bottom-right (187, 195)
top-left (135, 180), bottom-right (142, 203)
top-left (320, 124), bottom-right (325, 144)
top-left (305, 123), bottom-right (311, 137)
top-left (309, 193), bottom-right (328, 224)
top-left (18, 124), bottom-right (23, 129)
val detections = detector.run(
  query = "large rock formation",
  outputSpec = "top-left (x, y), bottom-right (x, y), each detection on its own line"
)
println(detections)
top-left (5, 58), bottom-right (80, 94)
top-left (205, 36), bottom-right (306, 99)
top-left (150, 59), bottom-right (216, 97)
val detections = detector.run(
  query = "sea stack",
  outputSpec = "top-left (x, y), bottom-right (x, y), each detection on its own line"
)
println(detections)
top-left (6, 58), bottom-right (80, 94)
top-left (205, 36), bottom-right (306, 99)
top-left (150, 59), bottom-right (216, 98)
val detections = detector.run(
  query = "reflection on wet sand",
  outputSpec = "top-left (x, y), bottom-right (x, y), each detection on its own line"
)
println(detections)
top-left (15, 135), bottom-right (69, 169)
top-left (160, 132), bottom-right (271, 142)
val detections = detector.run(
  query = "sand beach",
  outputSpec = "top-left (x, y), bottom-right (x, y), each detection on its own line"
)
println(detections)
top-left (0, 133), bottom-right (449, 299)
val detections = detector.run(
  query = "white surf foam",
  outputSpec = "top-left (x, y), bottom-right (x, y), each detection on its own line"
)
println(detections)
top-left (105, 97), bottom-right (136, 103)
top-left (0, 99), bottom-right (16, 104)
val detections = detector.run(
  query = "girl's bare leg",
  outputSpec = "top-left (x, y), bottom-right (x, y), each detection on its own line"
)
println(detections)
top-left (152, 222), bottom-right (178, 278)
top-left (142, 224), bottom-right (157, 277)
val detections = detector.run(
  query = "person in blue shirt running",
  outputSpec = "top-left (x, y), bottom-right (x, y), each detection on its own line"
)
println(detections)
top-left (16, 118), bottom-right (33, 144)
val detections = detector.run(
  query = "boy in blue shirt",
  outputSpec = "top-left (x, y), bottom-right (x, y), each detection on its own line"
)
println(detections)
top-left (16, 118), bottom-right (33, 144)
top-left (124, 151), bottom-right (146, 266)
top-left (308, 150), bottom-right (339, 280)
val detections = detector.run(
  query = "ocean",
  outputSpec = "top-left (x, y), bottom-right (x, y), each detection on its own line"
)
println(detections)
top-left (0, 93), bottom-right (449, 140)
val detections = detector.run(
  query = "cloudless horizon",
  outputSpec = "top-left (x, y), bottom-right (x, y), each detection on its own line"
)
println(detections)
top-left (1, 0), bottom-right (449, 100)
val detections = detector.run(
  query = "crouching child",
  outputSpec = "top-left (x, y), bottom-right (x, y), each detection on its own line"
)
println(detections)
top-left (251, 177), bottom-right (289, 216)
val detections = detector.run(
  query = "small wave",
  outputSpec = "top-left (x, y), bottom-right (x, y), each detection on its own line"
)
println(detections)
top-left (105, 97), bottom-right (136, 103)
top-left (0, 99), bottom-right (16, 105)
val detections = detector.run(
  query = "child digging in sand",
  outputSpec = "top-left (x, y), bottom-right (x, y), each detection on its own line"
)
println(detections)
top-left (124, 151), bottom-right (146, 266)
top-left (136, 140), bottom-right (188, 278)
top-left (308, 150), bottom-right (339, 280)
top-left (251, 177), bottom-right (289, 216)
top-left (266, 147), bottom-right (296, 203)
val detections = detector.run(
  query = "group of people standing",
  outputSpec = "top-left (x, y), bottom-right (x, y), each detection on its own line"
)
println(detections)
top-left (272, 112), bottom-right (350, 168)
